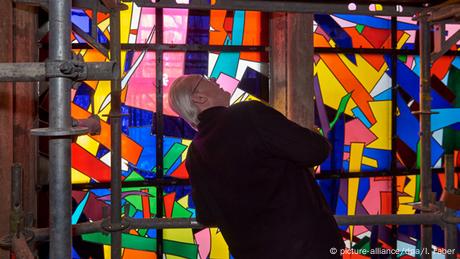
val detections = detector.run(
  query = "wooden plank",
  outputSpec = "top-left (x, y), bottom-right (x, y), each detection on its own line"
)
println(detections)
top-left (287, 13), bottom-right (314, 129)
top-left (269, 12), bottom-right (287, 115)
top-left (13, 4), bottom-right (38, 224)
top-left (0, 0), bottom-right (14, 258)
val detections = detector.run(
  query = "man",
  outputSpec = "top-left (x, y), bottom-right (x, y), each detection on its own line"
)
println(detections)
top-left (168, 74), bottom-right (344, 258)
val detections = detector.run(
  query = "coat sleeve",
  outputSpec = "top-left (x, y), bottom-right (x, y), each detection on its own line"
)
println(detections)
top-left (185, 151), bottom-right (218, 226)
top-left (248, 101), bottom-right (331, 168)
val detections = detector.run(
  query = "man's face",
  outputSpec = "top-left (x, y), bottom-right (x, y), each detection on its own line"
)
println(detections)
top-left (191, 75), bottom-right (231, 107)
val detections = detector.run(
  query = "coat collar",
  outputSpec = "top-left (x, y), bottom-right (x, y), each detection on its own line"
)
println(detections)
top-left (197, 106), bottom-right (227, 131)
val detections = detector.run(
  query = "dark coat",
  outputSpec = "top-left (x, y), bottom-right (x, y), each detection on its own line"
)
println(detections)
top-left (186, 101), bottom-right (344, 259)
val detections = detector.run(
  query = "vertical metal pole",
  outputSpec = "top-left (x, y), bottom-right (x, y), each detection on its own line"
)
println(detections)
top-left (419, 14), bottom-right (433, 259)
top-left (444, 153), bottom-right (457, 259)
top-left (48, 0), bottom-right (72, 258)
top-left (110, 2), bottom-right (122, 258)
top-left (155, 7), bottom-right (164, 258)
top-left (390, 16), bottom-right (398, 259)
top-left (110, 0), bottom-right (121, 259)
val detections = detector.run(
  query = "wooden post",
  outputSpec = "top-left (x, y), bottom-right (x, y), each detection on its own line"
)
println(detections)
top-left (0, 1), bottom-right (14, 258)
top-left (270, 12), bottom-right (314, 128)
top-left (0, 2), bottom-right (38, 257)
top-left (269, 12), bottom-right (288, 115)
top-left (287, 13), bottom-right (314, 128)
top-left (13, 3), bottom-right (38, 227)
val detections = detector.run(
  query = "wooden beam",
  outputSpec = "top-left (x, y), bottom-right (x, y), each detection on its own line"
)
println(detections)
top-left (269, 12), bottom-right (287, 114)
top-left (0, 0), bottom-right (14, 258)
top-left (287, 13), bottom-right (314, 129)
top-left (270, 12), bottom-right (314, 129)
top-left (13, 3), bottom-right (38, 228)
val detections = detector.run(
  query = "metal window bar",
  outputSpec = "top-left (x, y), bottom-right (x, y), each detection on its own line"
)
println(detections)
top-left (419, 13), bottom-right (434, 259)
top-left (390, 16), bottom-right (399, 259)
top-left (155, 6), bottom-right (165, 258)
top-left (109, 0), bottom-right (123, 257)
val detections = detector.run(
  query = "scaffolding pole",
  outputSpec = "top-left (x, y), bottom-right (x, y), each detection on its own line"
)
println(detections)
top-left (444, 154), bottom-right (457, 259)
top-left (419, 13), bottom-right (433, 259)
top-left (27, 212), bottom-right (456, 243)
top-left (109, 1), bottom-right (123, 258)
top-left (47, 0), bottom-right (73, 258)
top-left (0, 62), bottom-right (116, 82)
top-left (155, 7), bottom-right (165, 257)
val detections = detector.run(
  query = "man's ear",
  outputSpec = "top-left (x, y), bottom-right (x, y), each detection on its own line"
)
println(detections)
top-left (191, 93), bottom-right (207, 105)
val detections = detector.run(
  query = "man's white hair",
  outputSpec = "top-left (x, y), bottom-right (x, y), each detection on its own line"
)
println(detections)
top-left (168, 74), bottom-right (201, 129)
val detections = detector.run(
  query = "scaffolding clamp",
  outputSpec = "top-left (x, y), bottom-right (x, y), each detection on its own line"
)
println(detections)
top-left (46, 60), bottom-right (87, 81)
top-left (45, 59), bottom-right (116, 82)
top-left (101, 218), bottom-right (130, 233)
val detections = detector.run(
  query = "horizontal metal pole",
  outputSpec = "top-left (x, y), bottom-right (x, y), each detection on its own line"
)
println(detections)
top-left (14, 0), bottom-right (110, 13)
top-left (31, 218), bottom-right (202, 242)
top-left (0, 63), bottom-right (45, 82)
top-left (126, 217), bottom-right (203, 229)
top-left (0, 62), bottom-right (115, 82)
top-left (32, 220), bottom-right (103, 242)
top-left (121, 44), bottom-right (268, 52)
top-left (54, 168), bottom-right (460, 191)
top-left (68, 177), bottom-right (191, 190)
top-left (67, 43), bottom-right (459, 56)
top-left (444, 216), bottom-right (460, 224)
top-left (129, 0), bottom-right (421, 16)
top-left (68, 43), bottom-right (269, 52)
top-left (335, 213), bottom-right (443, 226)
top-left (29, 213), bottom-right (456, 242)
top-left (428, 6), bottom-right (460, 22)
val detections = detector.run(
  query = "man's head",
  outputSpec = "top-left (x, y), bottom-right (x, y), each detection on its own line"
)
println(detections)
top-left (168, 74), bottom-right (231, 128)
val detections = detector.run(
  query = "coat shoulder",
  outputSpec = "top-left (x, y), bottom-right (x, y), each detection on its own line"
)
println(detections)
top-left (228, 100), bottom-right (269, 114)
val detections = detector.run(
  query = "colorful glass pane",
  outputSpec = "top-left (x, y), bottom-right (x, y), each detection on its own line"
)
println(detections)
top-left (319, 176), bottom-right (393, 255)
top-left (397, 17), bottom-right (460, 50)
top-left (314, 15), bottom-right (393, 49)
top-left (395, 172), bottom-right (460, 259)
top-left (315, 54), bottom-right (392, 173)
top-left (395, 55), bottom-right (460, 169)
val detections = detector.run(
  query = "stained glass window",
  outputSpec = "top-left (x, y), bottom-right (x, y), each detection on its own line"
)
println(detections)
top-left (314, 14), bottom-right (392, 49)
top-left (314, 53), bottom-right (392, 173)
top-left (70, 3), bottom-right (268, 258)
top-left (68, 4), bottom-right (460, 258)
top-left (314, 13), bottom-right (460, 258)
